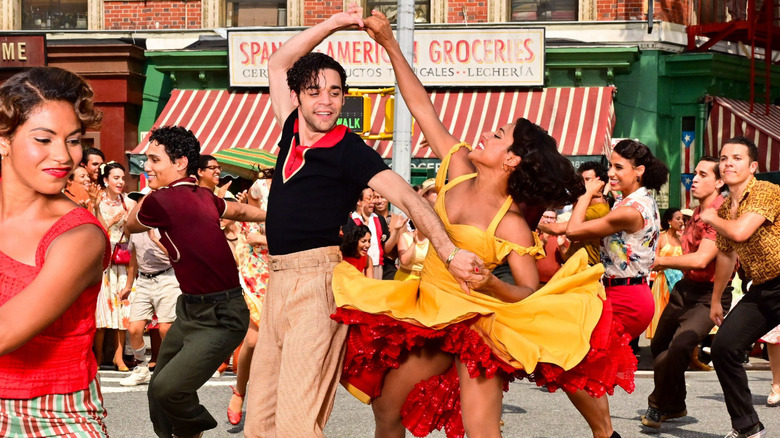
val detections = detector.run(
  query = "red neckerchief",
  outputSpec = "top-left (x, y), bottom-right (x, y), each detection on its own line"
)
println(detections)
top-left (283, 119), bottom-right (348, 181)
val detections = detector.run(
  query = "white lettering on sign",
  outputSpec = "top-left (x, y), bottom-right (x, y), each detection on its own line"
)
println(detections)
top-left (229, 28), bottom-right (545, 87)
top-left (2, 42), bottom-right (27, 61)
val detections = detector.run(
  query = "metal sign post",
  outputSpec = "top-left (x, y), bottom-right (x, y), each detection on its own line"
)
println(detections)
top-left (391, 0), bottom-right (415, 188)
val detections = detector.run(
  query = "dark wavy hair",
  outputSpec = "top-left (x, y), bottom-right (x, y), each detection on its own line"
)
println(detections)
top-left (0, 67), bottom-right (102, 139)
top-left (99, 162), bottom-right (125, 188)
top-left (81, 147), bottom-right (105, 166)
top-left (661, 207), bottom-right (680, 231)
top-left (340, 225), bottom-right (371, 259)
top-left (612, 139), bottom-right (669, 191)
top-left (148, 126), bottom-right (200, 176)
top-left (577, 160), bottom-right (609, 183)
top-left (287, 52), bottom-right (348, 96)
top-left (507, 119), bottom-right (585, 207)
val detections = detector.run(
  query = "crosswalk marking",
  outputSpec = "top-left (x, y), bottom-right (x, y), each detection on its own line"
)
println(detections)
top-left (98, 371), bottom-right (236, 394)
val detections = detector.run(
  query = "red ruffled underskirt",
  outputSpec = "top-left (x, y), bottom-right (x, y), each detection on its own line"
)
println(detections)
top-left (331, 298), bottom-right (636, 438)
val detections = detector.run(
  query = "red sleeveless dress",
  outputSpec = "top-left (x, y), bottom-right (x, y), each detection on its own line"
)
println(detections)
top-left (0, 208), bottom-right (109, 399)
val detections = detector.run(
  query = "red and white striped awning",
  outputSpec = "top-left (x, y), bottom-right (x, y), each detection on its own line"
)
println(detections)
top-left (131, 89), bottom-right (282, 155)
top-left (133, 87), bottom-right (616, 159)
top-left (705, 97), bottom-right (780, 173)
top-left (366, 86), bottom-right (616, 158)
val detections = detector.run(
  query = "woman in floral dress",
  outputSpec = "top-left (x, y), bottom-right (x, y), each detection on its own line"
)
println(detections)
top-left (93, 162), bottom-right (135, 371)
top-left (227, 175), bottom-right (271, 424)
top-left (566, 139), bottom-right (669, 432)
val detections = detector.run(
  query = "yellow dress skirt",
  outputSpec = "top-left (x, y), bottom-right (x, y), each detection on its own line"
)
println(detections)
top-left (331, 144), bottom-right (637, 438)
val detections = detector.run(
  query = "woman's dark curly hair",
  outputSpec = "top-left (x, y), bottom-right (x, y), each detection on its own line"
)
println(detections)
top-left (0, 67), bottom-right (102, 138)
top-left (287, 52), bottom-right (348, 96)
top-left (612, 139), bottom-right (669, 191)
top-left (340, 225), bottom-right (371, 259)
top-left (98, 162), bottom-right (126, 188)
top-left (148, 126), bottom-right (201, 176)
top-left (507, 118), bottom-right (585, 207)
top-left (661, 207), bottom-right (680, 231)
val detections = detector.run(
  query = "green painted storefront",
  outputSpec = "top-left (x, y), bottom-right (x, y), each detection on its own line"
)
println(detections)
top-left (136, 42), bottom-right (780, 208)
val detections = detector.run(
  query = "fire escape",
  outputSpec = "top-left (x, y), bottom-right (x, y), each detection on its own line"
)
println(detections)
top-left (686, 0), bottom-right (780, 114)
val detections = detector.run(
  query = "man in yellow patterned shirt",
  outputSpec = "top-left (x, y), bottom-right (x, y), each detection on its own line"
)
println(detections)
top-left (701, 136), bottom-right (780, 438)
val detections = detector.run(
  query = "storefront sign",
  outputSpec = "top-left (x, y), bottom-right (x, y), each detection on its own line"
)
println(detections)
top-left (228, 28), bottom-right (545, 87)
top-left (0, 35), bottom-right (46, 69)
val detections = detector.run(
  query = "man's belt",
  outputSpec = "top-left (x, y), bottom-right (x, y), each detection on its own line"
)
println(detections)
top-left (182, 287), bottom-right (243, 304)
top-left (139, 267), bottom-right (173, 279)
top-left (601, 277), bottom-right (648, 287)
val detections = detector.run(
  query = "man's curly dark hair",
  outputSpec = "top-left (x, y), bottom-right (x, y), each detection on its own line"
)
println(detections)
top-left (577, 160), bottom-right (609, 184)
top-left (148, 126), bottom-right (200, 177)
top-left (507, 118), bottom-right (585, 208)
top-left (287, 52), bottom-right (348, 96)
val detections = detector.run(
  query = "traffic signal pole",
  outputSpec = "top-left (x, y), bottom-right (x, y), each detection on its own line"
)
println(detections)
top-left (391, 0), bottom-right (414, 187)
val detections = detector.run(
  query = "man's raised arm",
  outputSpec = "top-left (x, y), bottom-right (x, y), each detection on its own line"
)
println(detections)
top-left (268, 4), bottom-right (364, 126)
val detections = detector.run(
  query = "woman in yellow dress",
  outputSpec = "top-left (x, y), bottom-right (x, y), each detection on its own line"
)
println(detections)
top-left (646, 208), bottom-right (684, 338)
top-left (330, 11), bottom-right (637, 438)
top-left (393, 224), bottom-right (429, 282)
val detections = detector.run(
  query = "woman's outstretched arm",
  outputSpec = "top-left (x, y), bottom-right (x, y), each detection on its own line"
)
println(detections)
top-left (364, 11), bottom-right (474, 179)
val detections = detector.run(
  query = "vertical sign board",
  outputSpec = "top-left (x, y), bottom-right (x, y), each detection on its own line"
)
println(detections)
top-left (0, 35), bottom-right (46, 69)
top-left (227, 28), bottom-right (545, 87)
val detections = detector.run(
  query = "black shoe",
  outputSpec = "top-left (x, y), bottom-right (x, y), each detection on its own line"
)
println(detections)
top-left (610, 432), bottom-right (622, 438)
top-left (641, 406), bottom-right (687, 428)
top-left (641, 407), bottom-right (663, 428)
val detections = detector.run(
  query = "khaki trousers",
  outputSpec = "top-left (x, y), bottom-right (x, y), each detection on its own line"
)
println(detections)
top-left (244, 247), bottom-right (347, 438)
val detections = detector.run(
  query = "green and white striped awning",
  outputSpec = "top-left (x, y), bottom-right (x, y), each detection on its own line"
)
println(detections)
top-left (212, 148), bottom-right (278, 180)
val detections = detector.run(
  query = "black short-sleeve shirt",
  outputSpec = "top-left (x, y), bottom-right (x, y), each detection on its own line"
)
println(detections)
top-left (266, 112), bottom-right (389, 255)
top-left (137, 177), bottom-right (239, 294)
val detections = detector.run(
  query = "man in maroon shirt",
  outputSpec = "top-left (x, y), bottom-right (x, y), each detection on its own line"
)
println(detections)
top-left (126, 126), bottom-right (265, 438)
top-left (641, 156), bottom-right (731, 430)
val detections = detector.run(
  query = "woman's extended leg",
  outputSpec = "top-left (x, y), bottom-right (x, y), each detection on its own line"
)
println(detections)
top-left (229, 321), bottom-right (258, 415)
top-left (455, 359), bottom-right (503, 438)
top-left (766, 343), bottom-right (780, 406)
top-left (373, 346), bottom-right (453, 438)
top-left (114, 329), bottom-right (128, 370)
top-left (566, 389), bottom-right (613, 438)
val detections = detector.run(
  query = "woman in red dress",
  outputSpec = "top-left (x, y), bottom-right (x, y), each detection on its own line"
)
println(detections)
top-left (0, 67), bottom-right (110, 436)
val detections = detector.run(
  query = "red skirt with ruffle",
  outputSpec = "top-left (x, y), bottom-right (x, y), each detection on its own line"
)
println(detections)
top-left (331, 299), bottom-right (636, 438)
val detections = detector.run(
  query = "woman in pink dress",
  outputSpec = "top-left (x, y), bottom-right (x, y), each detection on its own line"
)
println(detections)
top-left (0, 67), bottom-right (110, 436)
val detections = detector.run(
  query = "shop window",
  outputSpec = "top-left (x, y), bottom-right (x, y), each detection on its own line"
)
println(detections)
top-left (226, 0), bottom-right (287, 27)
top-left (366, 0), bottom-right (430, 23)
top-left (80, 132), bottom-right (100, 150)
top-left (510, 0), bottom-right (578, 21)
top-left (21, 0), bottom-right (88, 29)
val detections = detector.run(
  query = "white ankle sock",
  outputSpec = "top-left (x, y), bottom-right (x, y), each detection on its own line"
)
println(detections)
top-left (133, 347), bottom-right (148, 367)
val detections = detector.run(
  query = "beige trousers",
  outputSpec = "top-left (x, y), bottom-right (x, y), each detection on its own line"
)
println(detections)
top-left (244, 246), bottom-right (347, 438)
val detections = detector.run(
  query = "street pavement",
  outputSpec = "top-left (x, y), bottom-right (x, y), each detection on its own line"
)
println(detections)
top-left (101, 348), bottom-right (780, 438)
